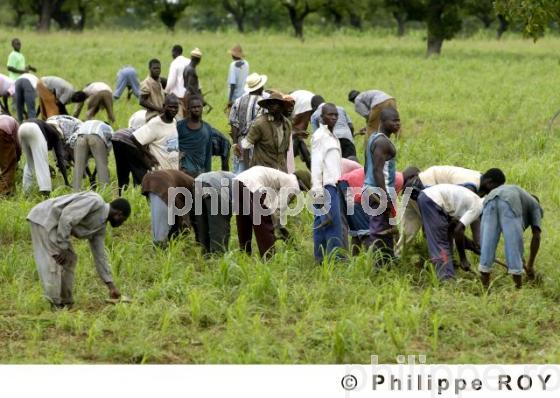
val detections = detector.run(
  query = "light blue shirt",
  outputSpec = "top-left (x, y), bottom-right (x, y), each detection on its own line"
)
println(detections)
top-left (228, 59), bottom-right (249, 101)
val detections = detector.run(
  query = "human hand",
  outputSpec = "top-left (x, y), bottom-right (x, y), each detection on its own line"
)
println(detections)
top-left (52, 249), bottom-right (73, 265)
top-left (107, 282), bottom-right (121, 299)
top-left (232, 144), bottom-right (241, 157)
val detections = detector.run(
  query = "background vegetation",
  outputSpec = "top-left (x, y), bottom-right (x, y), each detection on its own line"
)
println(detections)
top-left (1, 29), bottom-right (559, 363)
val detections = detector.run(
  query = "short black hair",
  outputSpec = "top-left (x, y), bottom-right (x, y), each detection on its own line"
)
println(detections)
top-left (311, 95), bottom-right (325, 111)
top-left (149, 58), bottom-right (161, 68)
top-left (348, 90), bottom-right (360, 102)
top-left (188, 95), bottom-right (203, 105)
top-left (71, 91), bottom-right (87, 103)
top-left (172, 45), bottom-right (183, 54)
top-left (11, 38), bottom-right (20, 45)
top-left (481, 168), bottom-right (506, 186)
top-left (110, 198), bottom-right (131, 218)
top-left (380, 107), bottom-right (399, 122)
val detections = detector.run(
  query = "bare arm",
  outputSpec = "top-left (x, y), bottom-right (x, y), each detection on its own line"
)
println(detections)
top-left (526, 226), bottom-right (541, 278)
top-left (139, 93), bottom-right (163, 114)
top-left (7, 65), bottom-right (27, 74)
top-left (228, 84), bottom-right (236, 104)
top-left (1, 95), bottom-right (10, 115)
top-left (73, 101), bottom-right (84, 118)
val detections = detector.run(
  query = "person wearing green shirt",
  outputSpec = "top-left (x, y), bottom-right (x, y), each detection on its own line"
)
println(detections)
top-left (6, 38), bottom-right (36, 81)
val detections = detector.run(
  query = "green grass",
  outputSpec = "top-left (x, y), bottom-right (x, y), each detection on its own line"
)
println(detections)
top-left (1, 29), bottom-right (560, 363)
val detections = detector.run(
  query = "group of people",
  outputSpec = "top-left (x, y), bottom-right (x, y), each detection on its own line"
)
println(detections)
top-left (0, 38), bottom-right (544, 309)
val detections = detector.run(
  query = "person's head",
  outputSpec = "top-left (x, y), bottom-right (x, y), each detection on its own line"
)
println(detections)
top-left (11, 38), bottom-right (21, 52)
top-left (245, 73), bottom-right (267, 95)
top-left (108, 198), bottom-right (131, 227)
top-left (321, 103), bottom-right (338, 130)
top-left (282, 95), bottom-right (295, 117)
top-left (163, 94), bottom-right (179, 119)
top-left (70, 91), bottom-right (87, 103)
top-left (402, 166), bottom-right (421, 185)
top-left (148, 59), bottom-right (161, 79)
top-left (348, 90), bottom-right (360, 103)
top-left (229, 44), bottom-right (244, 60)
top-left (190, 48), bottom-right (202, 65)
top-left (258, 92), bottom-right (286, 116)
top-left (380, 107), bottom-right (400, 135)
top-left (311, 95), bottom-right (325, 111)
top-left (188, 96), bottom-right (203, 119)
top-left (172, 45), bottom-right (183, 59)
top-left (479, 168), bottom-right (506, 196)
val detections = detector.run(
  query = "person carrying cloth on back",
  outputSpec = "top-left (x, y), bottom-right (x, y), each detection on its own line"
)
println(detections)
top-left (348, 89), bottom-right (396, 135)
top-left (37, 76), bottom-right (86, 119)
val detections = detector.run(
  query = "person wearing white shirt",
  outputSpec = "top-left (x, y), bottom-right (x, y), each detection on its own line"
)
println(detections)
top-left (412, 184), bottom-right (483, 280)
top-left (166, 45), bottom-right (190, 118)
top-left (0, 73), bottom-right (16, 115)
top-left (74, 81), bottom-right (115, 123)
top-left (396, 165), bottom-right (482, 257)
top-left (227, 44), bottom-right (249, 107)
top-left (14, 73), bottom-right (38, 121)
top-left (234, 166), bottom-right (307, 258)
top-left (311, 103), bottom-right (344, 262)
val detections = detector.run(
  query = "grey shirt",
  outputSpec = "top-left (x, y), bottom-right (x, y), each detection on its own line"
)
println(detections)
top-left (484, 185), bottom-right (543, 230)
top-left (27, 192), bottom-right (113, 283)
top-left (42, 76), bottom-right (75, 105)
top-left (195, 171), bottom-right (235, 199)
top-left (354, 90), bottom-right (393, 119)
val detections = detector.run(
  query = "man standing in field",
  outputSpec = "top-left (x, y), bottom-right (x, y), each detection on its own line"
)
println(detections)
top-left (27, 192), bottom-right (130, 308)
top-left (310, 95), bottom-right (356, 159)
top-left (348, 89), bottom-right (396, 135)
top-left (6, 38), bottom-right (36, 81)
top-left (0, 114), bottom-right (20, 196)
top-left (177, 96), bottom-right (214, 178)
top-left (166, 45), bottom-right (190, 118)
top-left (362, 108), bottom-right (400, 266)
top-left (183, 48), bottom-right (203, 111)
top-left (311, 103), bottom-right (344, 262)
top-left (227, 44), bottom-right (249, 108)
top-left (140, 59), bottom-right (166, 123)
top-left (229, 72), bottom-right (267, 174)
top-left (236, 92), bottom-right (292, 172)
top-left (74, 81), bottom-right (116, 124)
top-left (477, 168), bottom-right (543, 289)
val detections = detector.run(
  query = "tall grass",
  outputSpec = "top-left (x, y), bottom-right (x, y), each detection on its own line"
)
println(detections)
top-left (0, 30), bottom-right (559, 363)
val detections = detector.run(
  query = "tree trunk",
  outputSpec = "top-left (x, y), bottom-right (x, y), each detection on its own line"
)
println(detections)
top-left (496, 14), bottom-right (508, 40)
top-left (393, 11), bottom-right (405, 37)
top-left (234, 14), bottom-right (245, 32)
top-left (426, 35), bottom-right (443, 56)
top-left (38, 0), bottom-right (55, 31)
top-left (223, 0), bottom-right (245, 33)
top-left (349, 11), bottom-right (362, 30)
top-left (286, 6), bottom-right (305, 40)
top-left (330, 8), bottom-right (343, 28)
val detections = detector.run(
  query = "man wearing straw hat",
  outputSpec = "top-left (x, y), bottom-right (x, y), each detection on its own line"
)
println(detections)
top-left (183, 47), bottom-right (203, 113)
top-left (227, 44), bottom-right (249, 109)
top-left (229, 72), bottom-right (267, 174)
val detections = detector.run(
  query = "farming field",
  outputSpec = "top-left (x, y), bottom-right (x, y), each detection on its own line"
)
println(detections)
top-left (0, 29), bottom-right (559, 364)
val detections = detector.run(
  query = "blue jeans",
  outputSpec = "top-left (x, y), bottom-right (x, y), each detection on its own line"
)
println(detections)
top-left (114, 66), bottom-right (140, 99)
top-left (233, 155), bottom-right (248, 175)
top-left (313, 185), bottom-right (345, 262)
top-left (479, 197), bottom-right (524, 275)
top-left (15, 79), bottom-right (36, 122)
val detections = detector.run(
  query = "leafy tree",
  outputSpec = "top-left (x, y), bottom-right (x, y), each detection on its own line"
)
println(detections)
top-left (281, 0), bottom-right (326, 39)
top-left (158, 0), bottom-right (189, 31)
top-left (222, 0), bottom-right (249, 32)
top-left (494, 0), bottom-right (560, 41)
top-left (384, 0), bottom-right (425, 36)
top-left (423, 0), bottom-right (463, 55)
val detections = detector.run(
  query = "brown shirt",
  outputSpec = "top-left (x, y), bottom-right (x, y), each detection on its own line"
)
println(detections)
top-left (142, 169), bottom-right (194, 211)
top-left (245, 114), bottom-right (292, 172)
top-left (140, 76), bottom-right (165, 122)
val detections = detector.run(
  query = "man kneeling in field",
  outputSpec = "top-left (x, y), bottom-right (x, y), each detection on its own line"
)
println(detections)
top-left (27, 192), bottom-right (130, 308)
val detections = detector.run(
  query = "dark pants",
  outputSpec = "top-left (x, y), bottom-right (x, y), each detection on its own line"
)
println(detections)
top-left (339, 138), bottom-right (357, 159)
top-left (112, 140), bottom-right (150, 193)
top-left (235, 182), bottom-right (275, 258)
top-left (292, 136), bottom-right (311, 170)
top-left (313, 185), bottom-right (345, 262)
top-left (15, 79), bottom-right (36, 122)
top-left (193, 194), bottom-right (231, 254)
top-left (417, 192), bottom-right (455, 280)
top-left (0, 131), bottom-right (18, 196)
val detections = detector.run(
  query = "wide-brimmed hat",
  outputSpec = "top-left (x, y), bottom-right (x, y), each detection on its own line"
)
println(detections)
top-left (245, 73), bottom-right (268, 93)
top-left (229, 44), bottom-right (244, 58)
top-left (190, 47), bottom-right (202, 58)
top-left (257, 92), bottom-right (287, 108)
